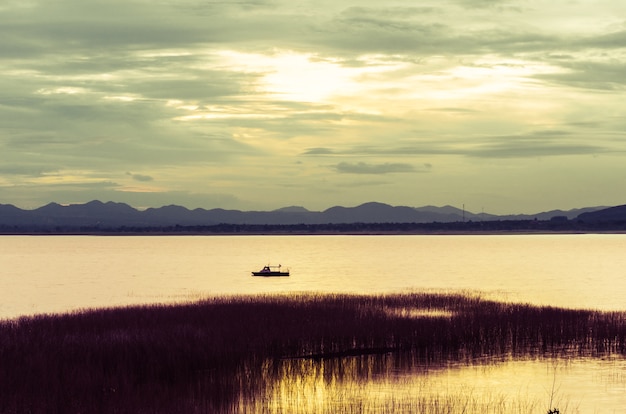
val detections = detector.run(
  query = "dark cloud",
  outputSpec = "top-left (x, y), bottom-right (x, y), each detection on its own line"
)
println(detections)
top-left (302, 147), bottom-right (336, 155)
top-left (0, 0), bottom-right (308, 59)
top-left (534, 60), bottom-right (626, 90)
top-left (582, 29), bottom-right (626, 50)
top-left (303, 129), bottom-right (613, 160)
top-left (334, 162), bottom-right (416, 174)
top-left (127, 172), bottom-right (154, 182)
top-left (459, 130), bottom-right (610, 158)
top-left (301, 141), bottom-right (459, 158)
top-left (467, 140), bottom-right (605, 158)
top-left (0, 164), bottom-right (58, 177)
top-left (0, 0), bottom-right (616, 63)
top-left (451, 0), bottom-right (518, 9)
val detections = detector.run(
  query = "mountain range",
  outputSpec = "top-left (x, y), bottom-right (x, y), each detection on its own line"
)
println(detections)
top-left (1, 200), bottom-right (623, 230)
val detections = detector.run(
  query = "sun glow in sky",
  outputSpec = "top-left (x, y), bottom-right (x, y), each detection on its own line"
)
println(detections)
top-left (1, 0), bottom-right (625, 213)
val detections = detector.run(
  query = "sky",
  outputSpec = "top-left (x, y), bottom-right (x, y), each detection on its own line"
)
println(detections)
top-left (1, 0), bottom-right (625, 214)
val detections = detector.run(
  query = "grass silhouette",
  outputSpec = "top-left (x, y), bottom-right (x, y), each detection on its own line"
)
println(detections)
top-left (1, 293), bottom-right (624, 413)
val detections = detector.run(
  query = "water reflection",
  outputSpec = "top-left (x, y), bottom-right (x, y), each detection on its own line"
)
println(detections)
top-left (224, 293), bottom-right (626, 413)
top-left (238, 354), bottom-right (626, 413)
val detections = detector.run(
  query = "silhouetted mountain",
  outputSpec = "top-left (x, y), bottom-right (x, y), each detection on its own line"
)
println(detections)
top-left (29, 200), bottom-right (144, 227)
top-left (576, 204), bottom-right (626, 223)
top-left (273, 206), bottom-right (310, 213)
top-left (0, 204), bottom-right (29, 225)
top-left (0, 200), bottom-right (615, 231)
top-left (322, 202), bottom-right (465, 223)
top-left (496, 207), bottom-right (604, 221)
top-left (414, 205), bottom-right (486, 222)
top-left (143, 205), bottom-right (209, 225)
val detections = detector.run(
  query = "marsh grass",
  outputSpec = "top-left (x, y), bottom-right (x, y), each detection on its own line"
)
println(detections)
top-left (1, 293), bottom-right (624, 413)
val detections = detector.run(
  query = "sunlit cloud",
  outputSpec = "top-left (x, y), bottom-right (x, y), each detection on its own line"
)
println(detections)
top-left (0, 0), bottom-right (625, 213)
top-left (216, 50), bottom-right (380, 104)
top-left (36, 87), bottom-right (90, 95)
top-left (104, 95), bottom-right (139, 102)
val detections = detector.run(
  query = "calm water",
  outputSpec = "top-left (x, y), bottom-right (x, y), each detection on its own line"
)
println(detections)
top-left (1, 234), bottom-right (625, 412)
top-left (2, 234), bottom-right (625, 318)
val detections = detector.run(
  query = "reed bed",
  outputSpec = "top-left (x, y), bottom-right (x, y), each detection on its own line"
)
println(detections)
top-left (0, 292), bottom-right (624, 413)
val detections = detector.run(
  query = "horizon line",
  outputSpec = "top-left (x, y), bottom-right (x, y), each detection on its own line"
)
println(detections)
top-left (1, 199), bottom-right (615, 217)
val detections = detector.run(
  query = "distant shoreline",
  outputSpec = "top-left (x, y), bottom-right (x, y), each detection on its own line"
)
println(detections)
top-left (2, 220), bottom-right (626, 236)
top-left (4, 230), bottom-right (626, 235)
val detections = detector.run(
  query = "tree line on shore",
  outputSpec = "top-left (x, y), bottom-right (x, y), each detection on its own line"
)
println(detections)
top-left (2, 217), bottom-right (626, 234)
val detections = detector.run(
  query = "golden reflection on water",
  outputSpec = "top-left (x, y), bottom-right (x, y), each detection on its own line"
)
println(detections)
top-left (237, 354), bottom-right (626, 413)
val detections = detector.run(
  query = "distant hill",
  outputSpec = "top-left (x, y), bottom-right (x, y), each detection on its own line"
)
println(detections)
top-left (576, 204), bottom-right (626, 223)
top-left (0, 200), bottom-right (612, 231)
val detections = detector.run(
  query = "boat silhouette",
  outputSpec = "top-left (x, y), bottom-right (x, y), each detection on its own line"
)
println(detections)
top-left (251, 264), bottom-right (289, 277)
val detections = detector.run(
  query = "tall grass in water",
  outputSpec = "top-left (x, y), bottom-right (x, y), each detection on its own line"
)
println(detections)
top-left (0, 293), bottom-right (624, 413)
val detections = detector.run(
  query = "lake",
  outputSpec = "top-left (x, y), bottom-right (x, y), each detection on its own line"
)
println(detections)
top-left (2, 234), bottom-right (625, 318)
top-left (1, 234), bottom-right (625, 412)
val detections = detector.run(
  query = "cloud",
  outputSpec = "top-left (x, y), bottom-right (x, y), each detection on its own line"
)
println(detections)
top-left (1, 0), bottom-right (626, 213)
top-left (127, 172), bottom-right (154, 182)
top-left (466, 131), bottom-right (607, 158)
top-left (333, 162), bottom-right (417, 174)
top-left (452, 0), bottom-right (517, 9)
top-left (302, 147), bottom-right (336, 155)
top-left (301, 129), bottom-right (614, 160)
top-left (534, 59), bottom-right (626, 90)
top-left (468, 141), bottom-right (605, 158)
top-left (0, 164), bottom-right (58, 177)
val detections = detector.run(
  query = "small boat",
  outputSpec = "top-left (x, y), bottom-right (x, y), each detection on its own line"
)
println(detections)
top-left (252, 264), bottom-right (290, 277)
